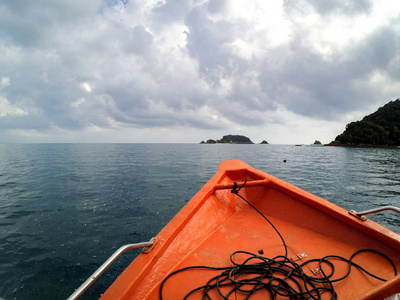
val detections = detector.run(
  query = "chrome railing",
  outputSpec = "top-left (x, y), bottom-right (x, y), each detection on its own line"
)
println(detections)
top-left (67, 238), bottom-right (156, 300)
top-left (352, 205), bottom-right (400, 217)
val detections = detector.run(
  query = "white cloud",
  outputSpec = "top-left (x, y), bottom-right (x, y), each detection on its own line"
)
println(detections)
top-left (80, 82), bottom-right (93, 93)
top-left (0, 97), bottom-right (28, 117)
top-left (1, 77), bottom-right (10, 88)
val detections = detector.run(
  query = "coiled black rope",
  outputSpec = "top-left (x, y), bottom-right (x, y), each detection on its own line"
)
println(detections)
top-left (159, 180), bottom-right (398, 299)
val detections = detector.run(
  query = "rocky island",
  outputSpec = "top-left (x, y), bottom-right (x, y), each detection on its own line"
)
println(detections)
top-left (200, 135), bottom-right (254, 144)
top-left (326, 98), bottom-right (400, 147)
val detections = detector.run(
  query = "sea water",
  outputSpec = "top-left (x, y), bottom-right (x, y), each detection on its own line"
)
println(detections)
top-left (0, 144), bottom-right (399, 299)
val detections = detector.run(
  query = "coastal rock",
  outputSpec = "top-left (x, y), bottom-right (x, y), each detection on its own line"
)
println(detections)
top-left (260, 140), bottom-right (269, 144)
top-left (313, 140), bottom-right (322, 145)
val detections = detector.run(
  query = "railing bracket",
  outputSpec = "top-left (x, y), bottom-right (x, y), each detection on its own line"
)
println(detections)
top-left (142, 237), bottom-right (157, 253)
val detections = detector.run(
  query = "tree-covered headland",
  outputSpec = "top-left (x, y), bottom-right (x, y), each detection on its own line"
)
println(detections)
top-left (333, 99), bottom-right (400, 146)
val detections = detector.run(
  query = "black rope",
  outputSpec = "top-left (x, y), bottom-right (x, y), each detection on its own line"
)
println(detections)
top-left (160, 180), bottom-right (398, 299)
top-left (231, 178), bottom-right (288, 258)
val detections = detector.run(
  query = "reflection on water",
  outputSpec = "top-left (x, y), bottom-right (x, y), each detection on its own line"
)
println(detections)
top-left (0, 144), bottom-right (398, 299)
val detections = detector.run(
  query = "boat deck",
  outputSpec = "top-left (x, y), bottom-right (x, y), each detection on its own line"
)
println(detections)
top-left (101, 161), bottom-right (400, 300)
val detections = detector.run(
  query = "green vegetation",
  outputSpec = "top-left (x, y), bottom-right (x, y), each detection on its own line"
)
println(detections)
top-left (217, 135), bottom-right (254, 144)
top-left (334, 99), bottom-right (400, 146)
top-left (201, 135), bottom-right (254, 144)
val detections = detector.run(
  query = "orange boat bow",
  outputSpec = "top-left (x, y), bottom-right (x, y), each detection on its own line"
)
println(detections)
top-left (100, 160), bottom-right (400, 300)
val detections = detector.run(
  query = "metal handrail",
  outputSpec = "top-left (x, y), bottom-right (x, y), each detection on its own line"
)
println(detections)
top-left (67, 238), bottom-right (156, 300)
top-left (352, 206), bottom-right (400, 217)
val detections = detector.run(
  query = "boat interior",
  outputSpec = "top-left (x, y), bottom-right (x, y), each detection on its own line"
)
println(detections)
top-left (101, 160), bottom-right (400, 300)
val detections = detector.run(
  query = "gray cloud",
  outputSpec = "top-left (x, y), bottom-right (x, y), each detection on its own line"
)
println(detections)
top-left (307, 0), bottom-right (372, 16)
top-left (151, 0), bottom-right (194, 24)
top-left (207, 0), bottom-right (230, 15)
top-left (0, 0), bottom-right (399, 143)
top-left (128, 26), bottom-right (154, 55)
top-left (1, 1), bottom-right (102, 47)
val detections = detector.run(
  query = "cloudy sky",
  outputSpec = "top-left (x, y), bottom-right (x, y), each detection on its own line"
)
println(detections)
top-left (1, 0), bottom-right (399, 144)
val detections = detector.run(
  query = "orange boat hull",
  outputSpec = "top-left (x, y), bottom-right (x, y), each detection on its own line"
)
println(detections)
top-left (101, 160), bottom-right (400, 299)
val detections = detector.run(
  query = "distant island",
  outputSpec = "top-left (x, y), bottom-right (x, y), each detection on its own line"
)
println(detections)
top-left (200, 135), bottom-right (257, 144)
top-left (326, 98), bottom-right (400, 147)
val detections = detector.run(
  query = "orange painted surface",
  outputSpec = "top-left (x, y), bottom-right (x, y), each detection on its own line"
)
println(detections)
top-left (101, 160), bottom-right (400, 299)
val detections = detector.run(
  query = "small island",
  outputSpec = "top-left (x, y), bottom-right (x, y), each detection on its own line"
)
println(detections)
top-left (326, 98), bottom-right (400, 147)
top-left (200, 135), bottom-right (254, 144)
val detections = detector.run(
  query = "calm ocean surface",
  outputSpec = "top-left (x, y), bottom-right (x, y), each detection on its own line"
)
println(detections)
top-left (0, 144), bottom-right (399, 299)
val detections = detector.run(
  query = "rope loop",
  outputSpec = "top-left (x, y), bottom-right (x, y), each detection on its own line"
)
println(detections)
top-left (160, 180), bottom-right (397, 299)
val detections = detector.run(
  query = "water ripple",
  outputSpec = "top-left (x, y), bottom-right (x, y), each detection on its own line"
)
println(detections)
top-left (0, 144), bottom-right (399, 300)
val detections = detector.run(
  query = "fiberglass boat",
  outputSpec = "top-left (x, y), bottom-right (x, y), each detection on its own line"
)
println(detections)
top-left (69, 160), bottom-right (400, 300)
